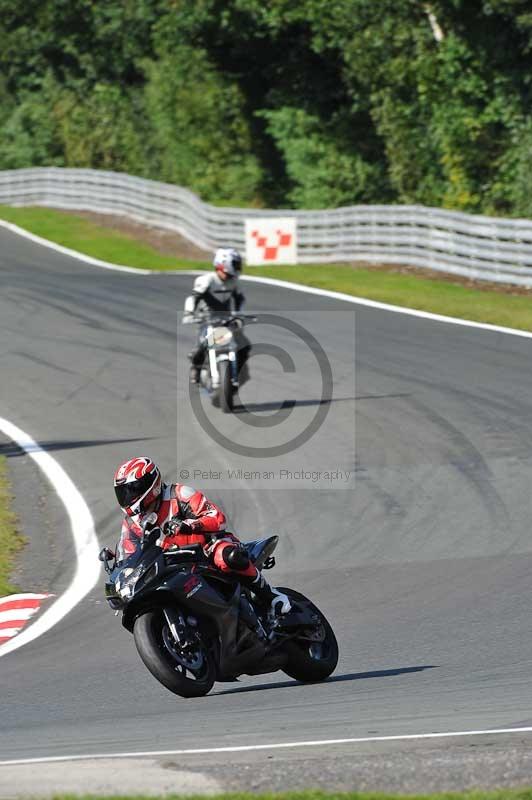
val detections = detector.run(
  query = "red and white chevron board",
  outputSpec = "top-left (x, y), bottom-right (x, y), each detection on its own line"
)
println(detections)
top-left (0, 593), bottom-right (53, 644)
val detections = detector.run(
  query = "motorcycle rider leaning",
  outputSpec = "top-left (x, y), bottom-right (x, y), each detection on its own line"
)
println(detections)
top-left (113, 457), bottom-right (291, 615)
top-left (183, 248), bottom-right (251, 385)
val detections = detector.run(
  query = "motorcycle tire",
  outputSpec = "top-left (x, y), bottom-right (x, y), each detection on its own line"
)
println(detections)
top-left (219, 360), bottom-right (234, 413)
top-left (134, 608), bottom-right (216, 698)
top-left (211, 390), bottom-right (221, 408)
top-left (279, 587), bottom-right (339, 682)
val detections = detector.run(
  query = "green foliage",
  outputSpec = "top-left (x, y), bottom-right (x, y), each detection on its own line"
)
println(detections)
top-left (1, 0), bottom-right (532, 213)
top-left (490, 117), bottom-right (532, 217)
top-left (143, 46), bottom-right (262, 204)
top-left (261, 107), bottom-right (389, 208)
top-left (52, 83), bottom-right (146, 172)
top-left (0, 99), bottom-right (61, 169)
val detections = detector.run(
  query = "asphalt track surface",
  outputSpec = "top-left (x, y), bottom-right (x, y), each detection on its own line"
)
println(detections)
top-left (2, 226), bottom-right (532, 793)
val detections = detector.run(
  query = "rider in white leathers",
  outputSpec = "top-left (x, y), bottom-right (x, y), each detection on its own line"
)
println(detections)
top-left (184, 248), bottom-right (250, 384)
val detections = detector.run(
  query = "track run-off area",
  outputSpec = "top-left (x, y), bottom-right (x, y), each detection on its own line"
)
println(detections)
top-left (2, 224), bottom-right (532, 794)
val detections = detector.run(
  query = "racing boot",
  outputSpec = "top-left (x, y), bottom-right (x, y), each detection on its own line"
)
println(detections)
top-left (188, 350), bottom-right (202, 384)
top-left (221, 544), bottom-right (290, 616)
top-left (248, 571), bottom-right (292, 616)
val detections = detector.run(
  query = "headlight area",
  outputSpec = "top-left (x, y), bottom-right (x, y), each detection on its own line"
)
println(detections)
top-left (116, 563), bottom-right (158, 600)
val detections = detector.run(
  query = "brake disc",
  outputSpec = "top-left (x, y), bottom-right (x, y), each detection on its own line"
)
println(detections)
top-left (162, 626), bottom-right (204, 669)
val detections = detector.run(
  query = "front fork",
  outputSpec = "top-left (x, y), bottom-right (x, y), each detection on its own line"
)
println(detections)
top-left (205, 325), bottom-right (239, 389)
top-left (209, 351), bottom-right (238, 390)
top-left (228, 350), bottom-right (238, 387)
top-left (206, 327), bottom-right (220, 387)
top-left (163, 607), bottom-right (196, 649)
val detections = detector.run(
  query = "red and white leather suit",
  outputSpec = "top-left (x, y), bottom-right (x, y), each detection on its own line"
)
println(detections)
top-left (117, 482), bottom-right (256, 579)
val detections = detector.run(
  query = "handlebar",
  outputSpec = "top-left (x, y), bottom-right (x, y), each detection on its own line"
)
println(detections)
top-left (185, 314), bottom-right (257, 326)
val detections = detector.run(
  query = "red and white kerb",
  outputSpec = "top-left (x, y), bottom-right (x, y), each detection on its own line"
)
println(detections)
top-left (0, 593), bottom-right (52, 644)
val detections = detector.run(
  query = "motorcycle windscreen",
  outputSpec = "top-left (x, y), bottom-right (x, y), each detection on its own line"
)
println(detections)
top-left (116, 520), bottom-right (143, 564)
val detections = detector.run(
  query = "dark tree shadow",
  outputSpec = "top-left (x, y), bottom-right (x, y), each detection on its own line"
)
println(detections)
top-left (233, 393), bottom-right (411, 414)
top-left (233, 396), bottom-right (356, 414)
top-left (0, 436), bottom-right (155, 458)
top-left (213, 665), bottom-right (438, 696)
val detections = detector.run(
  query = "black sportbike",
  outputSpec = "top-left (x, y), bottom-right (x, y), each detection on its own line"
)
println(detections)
top-left (99, 519), bottom-right (338, 697)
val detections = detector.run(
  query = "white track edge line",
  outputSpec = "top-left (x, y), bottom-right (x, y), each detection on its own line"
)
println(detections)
top-left (241, 274), bottom-right (532, 339)
top-left (0, 418), bottom-right (100, 657)
top-left (2, 218), bottom-right (532, 340)
top-left (0, 219), bottom-right (151, 274)
top-left (2, 726), bottom-right (532, 765)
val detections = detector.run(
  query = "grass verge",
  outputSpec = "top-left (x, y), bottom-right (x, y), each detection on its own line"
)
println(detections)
top-left (0, 455), bottom-right (24, 596)
top-left (247, 263), bottom-right (532, 332)
top-left (26, 790), bottom-right (532, 800)
top-left (0, 205), bottom-right (205, 271)
top-left (2, 205), bottom-right (532, 332)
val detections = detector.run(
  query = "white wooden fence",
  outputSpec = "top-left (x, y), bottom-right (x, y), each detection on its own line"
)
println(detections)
top-left (1, 166), bottom-right (532, 285)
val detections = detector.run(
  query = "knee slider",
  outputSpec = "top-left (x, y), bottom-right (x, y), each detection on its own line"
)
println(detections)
top-left (222, 544), bottom-right (250, 571)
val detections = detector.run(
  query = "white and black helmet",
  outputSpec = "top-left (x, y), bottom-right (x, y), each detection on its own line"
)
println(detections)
top-left (213, 248), bottom-right (242, 278)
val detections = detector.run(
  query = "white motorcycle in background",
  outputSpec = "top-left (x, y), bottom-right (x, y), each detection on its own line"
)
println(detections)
top-left (184, 312), bottom-right (256, 413)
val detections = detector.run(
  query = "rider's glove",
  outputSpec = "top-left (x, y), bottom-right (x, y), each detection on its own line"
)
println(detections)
top-left (165, 516), bottom-right (200, 536)
top-left (177, 520), bottom-right (194, 534)
top-left (164, 516), bottom-right (180, 536)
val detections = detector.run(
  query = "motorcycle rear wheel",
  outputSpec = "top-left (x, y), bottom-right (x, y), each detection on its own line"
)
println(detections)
top-left (279, 588), bottom-right (338, 682)
top-left (134, 609), bottom-right (216, 697)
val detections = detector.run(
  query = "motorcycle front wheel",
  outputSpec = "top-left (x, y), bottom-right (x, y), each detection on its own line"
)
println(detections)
top-left (219, 360), bottom-right (234, 413)
top-left (279, 588), bottom-right (339, 682)
top-left (134, 609), bottom-right (216, 697)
